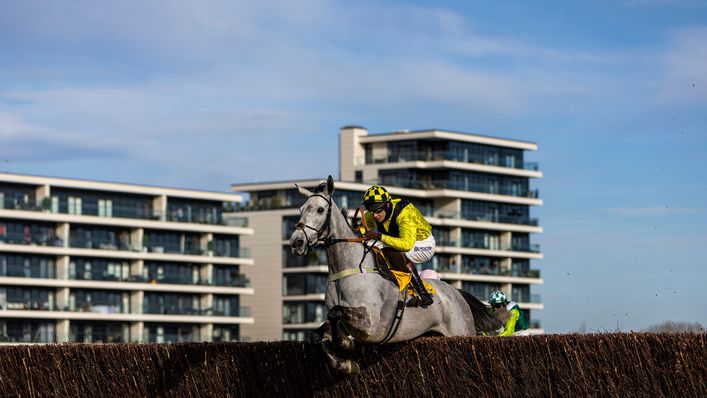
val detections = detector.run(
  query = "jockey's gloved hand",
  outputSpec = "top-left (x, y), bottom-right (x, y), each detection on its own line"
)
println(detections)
top-left (364, 230), bottom-right (381, 240)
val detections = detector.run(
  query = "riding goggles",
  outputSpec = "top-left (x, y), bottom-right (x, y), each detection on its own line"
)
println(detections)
top-left (365, 202), bottom-right (387, 213)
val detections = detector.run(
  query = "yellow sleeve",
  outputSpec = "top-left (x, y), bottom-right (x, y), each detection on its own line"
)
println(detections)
top-left (380, 210), bottom-right (416, 252)
top-left (500, 309), bottom-right (519, 336)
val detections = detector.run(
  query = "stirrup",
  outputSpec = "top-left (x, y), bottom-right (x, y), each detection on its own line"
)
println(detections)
top-left (407, 294), bottom-right (434, 308)
top-left (420, 296), bottom-right (434, 307)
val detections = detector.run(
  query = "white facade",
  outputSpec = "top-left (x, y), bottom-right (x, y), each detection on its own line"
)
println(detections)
top-left (0, 173), bottom-right (254, 343)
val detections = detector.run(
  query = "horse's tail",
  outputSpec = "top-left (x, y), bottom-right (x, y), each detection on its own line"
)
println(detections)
top-left (457, 289), bottom-right (504, 334)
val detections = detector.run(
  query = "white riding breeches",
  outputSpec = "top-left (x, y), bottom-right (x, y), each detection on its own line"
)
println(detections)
top-left (371, 234), bottom-right (436, 264)
top-left (404, 234), bottom-right (436, 264)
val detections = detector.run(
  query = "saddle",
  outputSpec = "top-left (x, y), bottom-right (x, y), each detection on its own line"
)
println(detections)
top-left (370, 246), bottom-right (435, 297)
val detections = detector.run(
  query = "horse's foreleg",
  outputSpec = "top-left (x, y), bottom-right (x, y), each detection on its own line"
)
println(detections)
top-left (310, 320), bottom-right (332, 344)
top-left (328, 306), bottom-right (355, 352)
top-left (322, 341), bottom-right (360, 376)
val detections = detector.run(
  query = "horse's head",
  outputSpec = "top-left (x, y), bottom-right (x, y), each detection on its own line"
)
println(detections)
top-left (289, 175), bottom-right (336, 256)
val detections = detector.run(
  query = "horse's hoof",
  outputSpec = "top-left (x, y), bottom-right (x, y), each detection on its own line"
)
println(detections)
top-left (338, 360), bottom-right (360, 376)
top-left (349, 361), bottom-right (360, 376)
top-left (339, 336), bottom-right (354, 352)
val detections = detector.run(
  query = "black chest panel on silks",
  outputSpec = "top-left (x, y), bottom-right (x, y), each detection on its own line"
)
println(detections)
top-left (376, 200), bottom-right (410, 237)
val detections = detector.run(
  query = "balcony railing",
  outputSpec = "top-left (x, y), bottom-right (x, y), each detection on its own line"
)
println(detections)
top-left (457, 267), bottom-right (541, 278)
top-left (369, 178), bottom-right (539, 199)
top-left (439, 241), bottom-right (541, 253)
top-left (436, 211), bottom-right (539, 227)
top-left (2, 199), bottom-right (239, 227)
top-left (0, 235), bottom-right (64, 247)
top-left (356, 153), bottom-right (540, 171)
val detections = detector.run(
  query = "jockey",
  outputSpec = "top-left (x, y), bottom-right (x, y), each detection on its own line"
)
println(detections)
top-left (488, 290), bottom-right (529, 336)
top-left (362, 185), bottom-right (436, 307)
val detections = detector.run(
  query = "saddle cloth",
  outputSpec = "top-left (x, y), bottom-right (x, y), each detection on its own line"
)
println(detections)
top-left (372, 246), bottom-right (436, 296)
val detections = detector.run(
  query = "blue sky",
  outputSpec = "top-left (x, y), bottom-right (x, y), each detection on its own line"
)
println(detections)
top-left (1, 0), bottom-right (706, 333)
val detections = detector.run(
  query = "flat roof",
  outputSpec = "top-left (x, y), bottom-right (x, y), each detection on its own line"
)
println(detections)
top-left (0, 172), bottom-right (243, 202)
top-left (359, 129), bottom-right (538, 150)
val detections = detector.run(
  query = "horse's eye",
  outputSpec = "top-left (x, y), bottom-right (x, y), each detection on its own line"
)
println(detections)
top-left (317, 207), bottom-right (325, 214)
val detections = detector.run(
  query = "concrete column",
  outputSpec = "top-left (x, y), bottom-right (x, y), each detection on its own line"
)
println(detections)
top-left (56, 255), bottom-right (70, 280)
top-left (200, 263), bottom-right (213, 285)
top-left (500, 231), bottom-right (512, 251)
top-left (56, 223), bottom-right (70, 248)
top-left (199, 323), bottom-right (213, 342)
top-left (451, 227), bottom-right (462, 248)
top-left (200, 293), bottom-right (213, 314)
top-left (339, 126), bottom-right (368, 182)
top-left (153, 195), bottom-right (167, 221)
top-left (501, 283), bottom-right (513, 299)
top-left (35, 184), bottom-right (51, 210)
top-left (56, 319), bottom-right (70, 343)
top-left (500, 258), bottom-right (512, 275)
top-left (56, 286), bottom-right (70, 312)
top-left (131, 291), bottom-right (144, 314)
top-left (130, 259), bottom-right (144, 281)
top-left (131, 228), bottom-right (144, 252)
top-left (201, 233), bottom-right (213, 256)
top-left (130, 322), bottom-right (144, 343)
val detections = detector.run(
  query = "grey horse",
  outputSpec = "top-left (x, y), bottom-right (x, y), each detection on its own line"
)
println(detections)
top-left (289, 176), bottom-right (501, 375)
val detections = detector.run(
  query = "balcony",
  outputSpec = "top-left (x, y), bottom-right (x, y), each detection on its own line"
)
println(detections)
top-left (458, 266), bottom-right (541, 279)
top-left (3, 199), bottom-right (237, 227)
top-left (212, 275), bottom-right (251, 288)
top-left (435, 211), bottom-right (539, 227)
top-left (0, 235), bottom-right (64, 248)
top-left (369, 178), bottom-right (539, 199)
top-left (357, 152), bottom-right (540, 171)
top-left (439, 240), bottom-right (541, 254)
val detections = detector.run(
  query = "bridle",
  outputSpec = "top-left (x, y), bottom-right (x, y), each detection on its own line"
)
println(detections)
top-left (294, 194), bottom-right (335, 256)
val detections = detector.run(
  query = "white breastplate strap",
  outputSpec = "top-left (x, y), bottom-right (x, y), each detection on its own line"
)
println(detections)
top-left (329, 267), bottom-right (378, 281)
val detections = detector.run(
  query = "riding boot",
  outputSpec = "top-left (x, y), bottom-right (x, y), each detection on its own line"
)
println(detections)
top-left (407, 264), bottom-right (434, 307)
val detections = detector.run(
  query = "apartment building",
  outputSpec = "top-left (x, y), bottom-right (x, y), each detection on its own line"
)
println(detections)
top-left (0, 173), bottom-right (254, 343)
top-left (232, 126), bottom-right (543, 341)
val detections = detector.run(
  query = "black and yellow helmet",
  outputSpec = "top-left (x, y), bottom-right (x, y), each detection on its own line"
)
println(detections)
top-left (363, 185), bottom-right (391, 207)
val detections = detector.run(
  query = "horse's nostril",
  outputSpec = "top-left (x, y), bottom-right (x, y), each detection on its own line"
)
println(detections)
top-left (293, 239), bottom-right (304, 249)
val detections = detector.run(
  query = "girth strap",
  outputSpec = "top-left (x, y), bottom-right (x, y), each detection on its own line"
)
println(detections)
top-left (329, 267), bottom-right (377, 281)
top-left (379, 284), bottom-right (408, 344)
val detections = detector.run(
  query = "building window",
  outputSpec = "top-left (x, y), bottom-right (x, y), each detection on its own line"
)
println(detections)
top-left (98, 199), bottom-right (113, 217)
top-left (355, 171), bottom-right (363, 183)
top-left (68, 196), bottom-right (82, 215)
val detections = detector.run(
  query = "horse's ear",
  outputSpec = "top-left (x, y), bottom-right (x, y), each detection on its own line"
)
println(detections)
top-left (295, 184), bottom-right (313, 197)
top-left (326, 175), bottom-right (335, 196)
